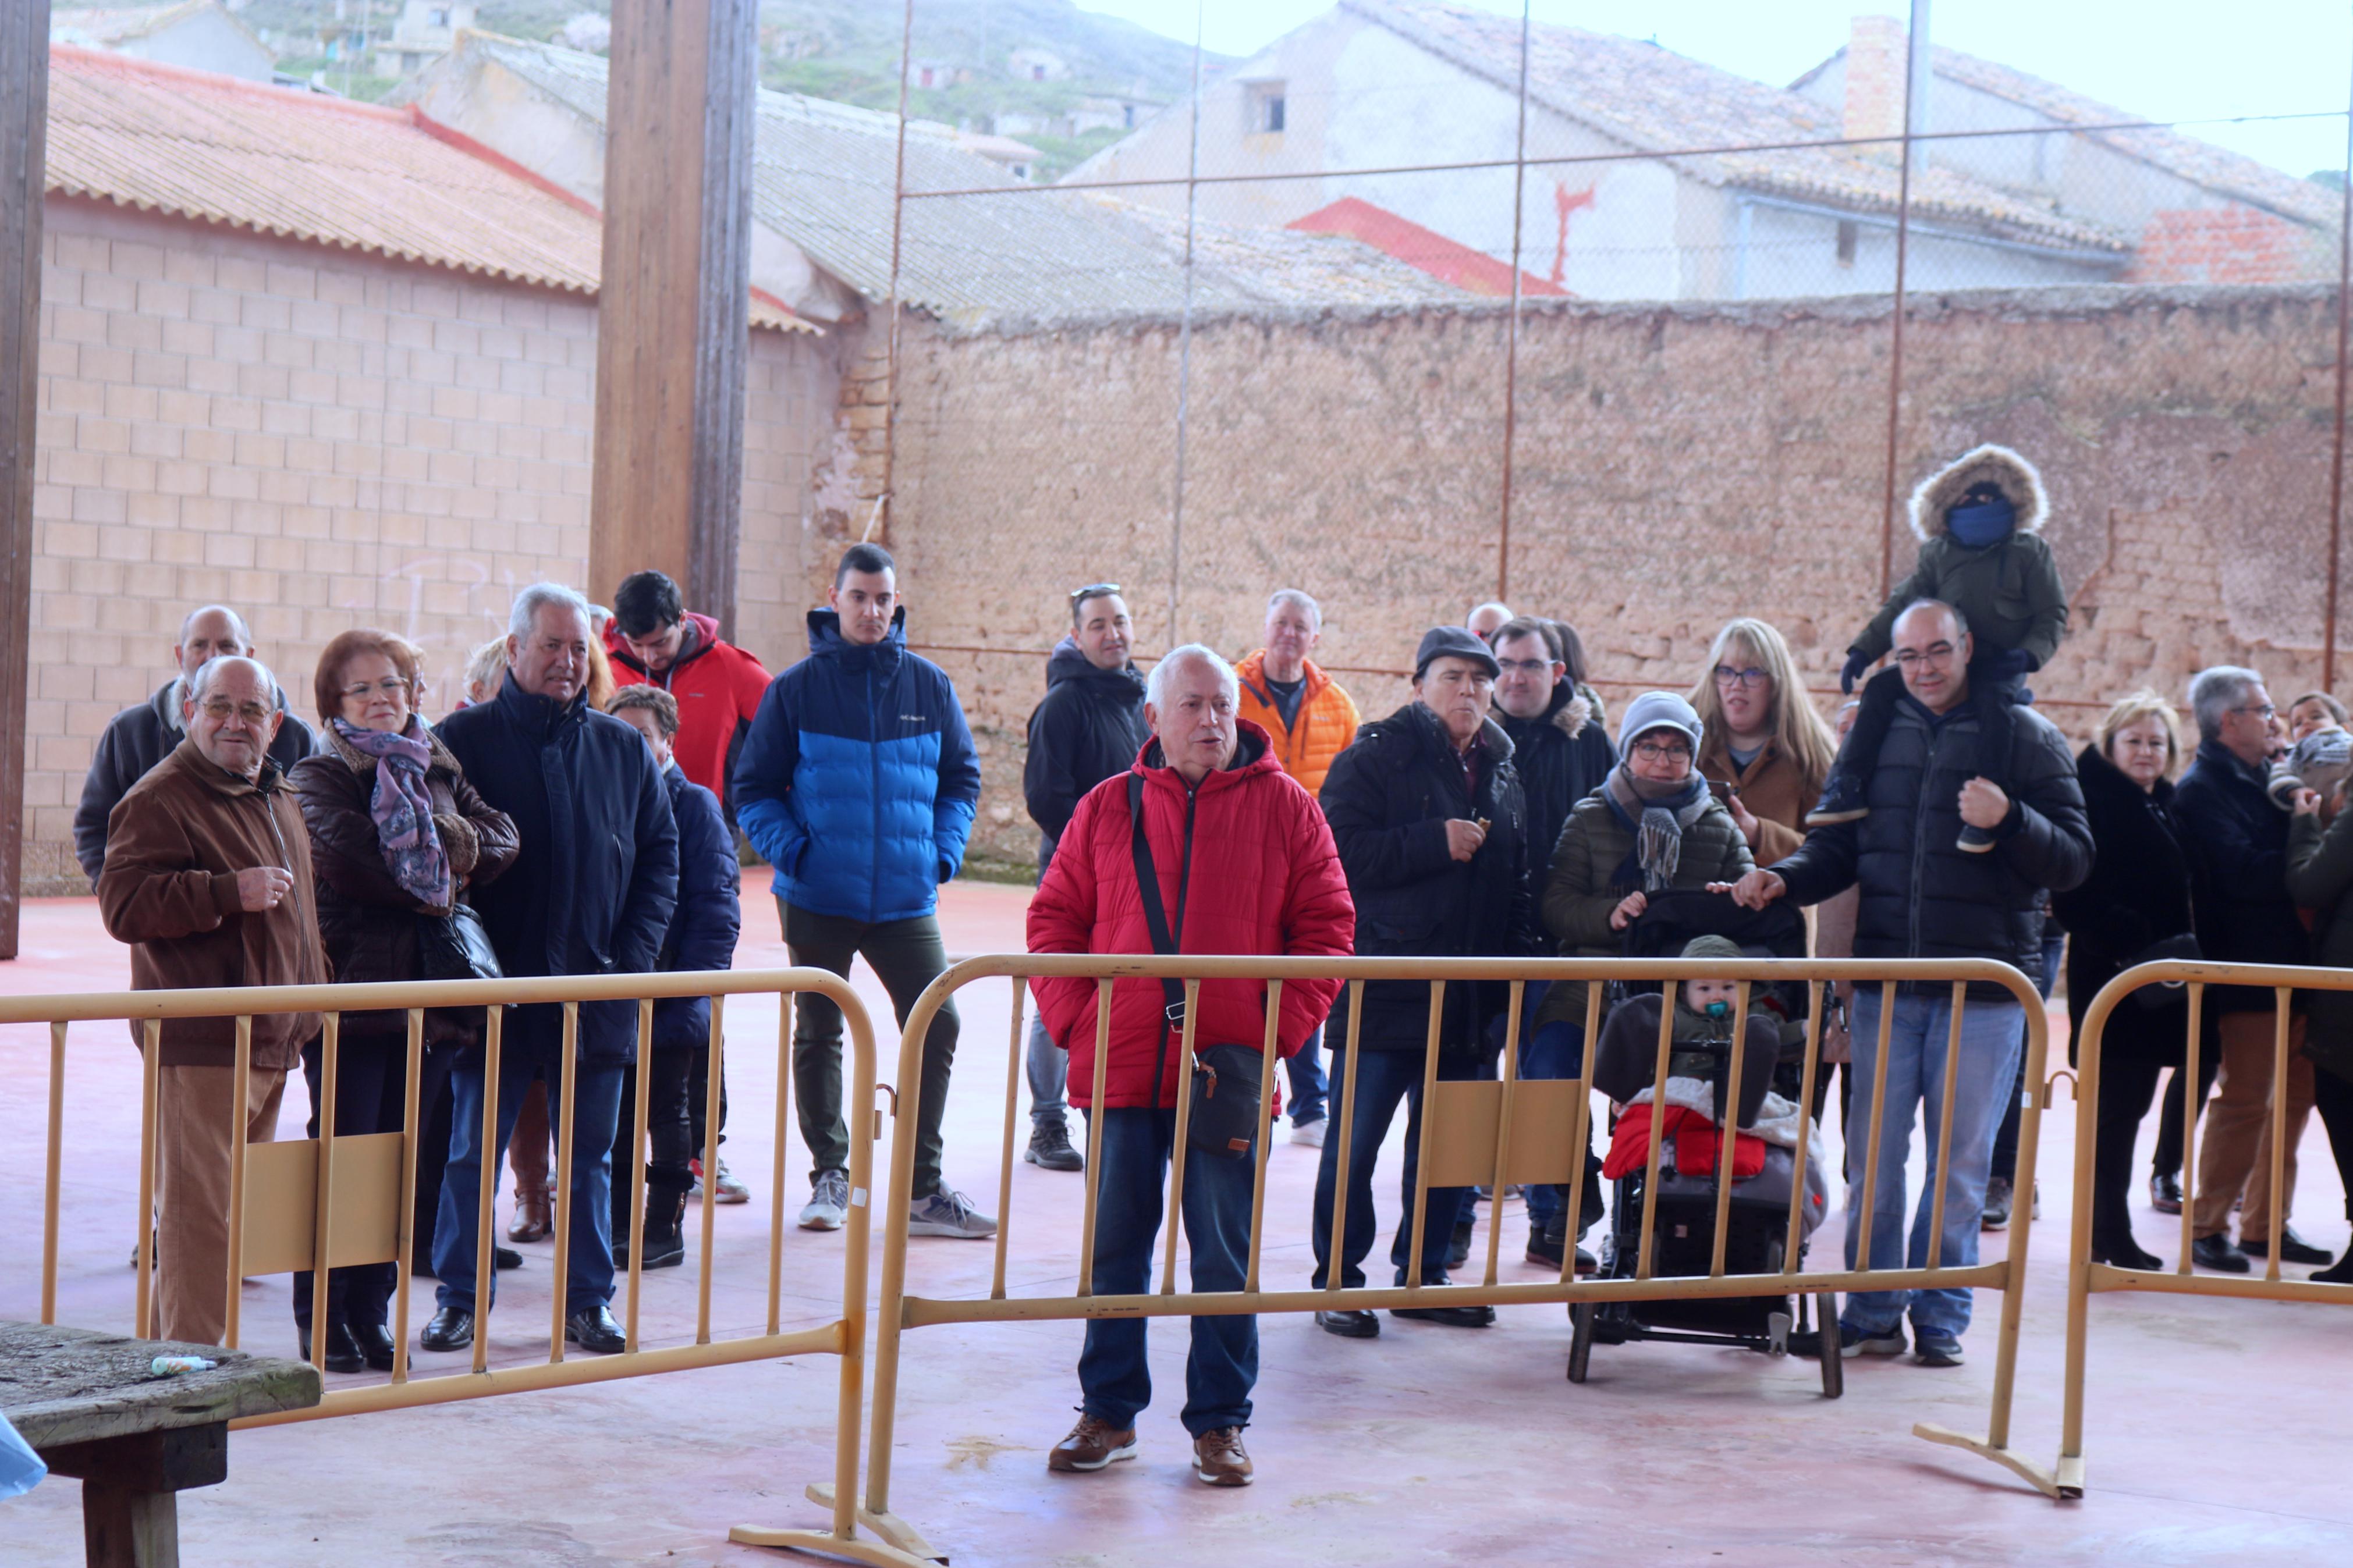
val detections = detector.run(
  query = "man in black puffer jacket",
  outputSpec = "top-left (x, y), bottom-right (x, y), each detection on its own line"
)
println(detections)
top-left (1019, 585), bottom-right (1151, 1173)
top-left (1727, 599), bottom-right (2088, 1369)
top-left (1309, 627), bottom-right (1545, 1338)
top-left (2174, 664), bottom-right (2323, 1272)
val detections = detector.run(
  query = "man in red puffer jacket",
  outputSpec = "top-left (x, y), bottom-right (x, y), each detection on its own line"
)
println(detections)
top-left (1028, 643), bottom-right (1353, 1492)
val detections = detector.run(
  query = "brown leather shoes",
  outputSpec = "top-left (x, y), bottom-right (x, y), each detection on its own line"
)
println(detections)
top-left (1046, 1414), bottom-right (1137, 1473)
top-left (1192, 1427), bottom-right (1253, 1487)
top-left (507, 1183), bottom-right (552, 1243)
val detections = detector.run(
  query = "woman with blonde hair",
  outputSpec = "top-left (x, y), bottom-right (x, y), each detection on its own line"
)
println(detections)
top-left (2050, 690), bottom-right (2199, 1270)
top-left (1687, 617), bottom-right (1839, 862)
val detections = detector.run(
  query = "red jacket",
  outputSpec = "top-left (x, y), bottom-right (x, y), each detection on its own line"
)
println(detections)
top-left (605, 611), bottom-right (773, 805)
top-left (1028, 722), bottom-right (1354, 1110)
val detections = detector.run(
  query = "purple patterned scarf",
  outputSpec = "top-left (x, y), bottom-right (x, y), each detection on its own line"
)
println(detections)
top-left (333, 717), bottom-right (452, 912)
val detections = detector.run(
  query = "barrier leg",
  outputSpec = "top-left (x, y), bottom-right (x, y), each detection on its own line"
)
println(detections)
top-left (1914, 993), bottom-right (2061, 1496)
top-left (739, 975), bottom-right (938, 1567)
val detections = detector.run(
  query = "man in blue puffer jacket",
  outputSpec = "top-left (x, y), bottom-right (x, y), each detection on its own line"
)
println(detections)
top-left (735, 543), bottom-right (991, 1237)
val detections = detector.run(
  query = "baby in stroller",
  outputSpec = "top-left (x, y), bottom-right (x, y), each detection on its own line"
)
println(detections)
top-left (1567, 927), bottom-right (1839, 1393)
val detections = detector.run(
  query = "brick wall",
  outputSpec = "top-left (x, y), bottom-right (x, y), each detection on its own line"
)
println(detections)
top-left (882, 285), bottom-right (2350, 872)
top-left (21, 197), bottom-right (835, 893)
top-left (2124, 207), bottom-right (2330, 286)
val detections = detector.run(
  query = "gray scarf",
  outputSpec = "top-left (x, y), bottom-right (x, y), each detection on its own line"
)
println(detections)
top-left (1603, 765), bottom-right (1710, 893)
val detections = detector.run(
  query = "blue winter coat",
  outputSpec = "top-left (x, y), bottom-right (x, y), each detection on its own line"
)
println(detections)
top-left (734, 609), bottom-right (981, 923)
top-left (435, 673), bottom-right (679, 1067)
top-left (655, 765), bottom-right (741, 1051)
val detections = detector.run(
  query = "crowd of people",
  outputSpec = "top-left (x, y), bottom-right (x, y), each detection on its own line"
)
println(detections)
top-left (74, 440), bottom-right (2353, 1487)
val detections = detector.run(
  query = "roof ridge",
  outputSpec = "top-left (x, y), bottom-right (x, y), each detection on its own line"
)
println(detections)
top-left (1924, 40), bottom-right (2337, 229)
top-left (49, 42), bottom-right (410, 124)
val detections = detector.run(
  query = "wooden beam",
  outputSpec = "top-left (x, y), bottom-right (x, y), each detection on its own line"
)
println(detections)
top-left (0, 3), bottom-right (51, 961)
top-left (588, 0), bottom-right (758, 639)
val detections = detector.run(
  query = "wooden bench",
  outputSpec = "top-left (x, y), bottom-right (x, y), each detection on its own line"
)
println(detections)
top-left (1, 1321), bottom-right (320, 1567)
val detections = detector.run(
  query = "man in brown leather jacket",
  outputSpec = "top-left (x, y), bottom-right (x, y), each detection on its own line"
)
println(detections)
top-left (98, 655), bottom-right (327, 1346)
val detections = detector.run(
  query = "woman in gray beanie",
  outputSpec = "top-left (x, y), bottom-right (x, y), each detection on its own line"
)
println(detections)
top-left (1536, 692), bottom-right (1754, 1036)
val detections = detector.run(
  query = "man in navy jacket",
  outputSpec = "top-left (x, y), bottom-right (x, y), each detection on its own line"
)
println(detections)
top-left (425, 583), bottom-right (679, 1355)
top-left (608, 685), bottom-right (741, 1270)
top-left (735, 543), bottom-right (989, 1237)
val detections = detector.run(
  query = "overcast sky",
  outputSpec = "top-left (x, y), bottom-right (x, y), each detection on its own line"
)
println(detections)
top-left (1079, 0), bottom-right (2351, 178)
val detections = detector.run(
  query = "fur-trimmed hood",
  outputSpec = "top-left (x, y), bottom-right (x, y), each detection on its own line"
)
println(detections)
top-left (1543, 677), bottom-right (1594, 740)
top-left (1908, 443), bottom-right (2048, 542)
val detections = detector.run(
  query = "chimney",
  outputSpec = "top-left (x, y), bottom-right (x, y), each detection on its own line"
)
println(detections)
top-left (1843, 15), bottom-right (1907, 146)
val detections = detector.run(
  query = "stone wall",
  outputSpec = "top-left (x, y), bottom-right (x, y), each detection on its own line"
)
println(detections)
top-left (20, 197), bottom-right (837, 893)
top-left (882, 285), bottom-right (2348, 872)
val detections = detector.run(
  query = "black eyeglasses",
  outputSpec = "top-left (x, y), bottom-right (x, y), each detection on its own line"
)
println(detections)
top-left (1069, 582), bottom-right (1122, 603)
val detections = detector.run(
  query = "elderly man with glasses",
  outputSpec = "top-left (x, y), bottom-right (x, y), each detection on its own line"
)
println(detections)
top-left (2172, 665), bottom-right (2330, 1273)
top-left (1722, 598), bottom-right (2090, 1368)
top-left (1233, 588), bottom-right (1362, 1148)
top-left (98, 655), bottom-right (330, 1347)
top-left (75, 604), bottom-right (318, 890)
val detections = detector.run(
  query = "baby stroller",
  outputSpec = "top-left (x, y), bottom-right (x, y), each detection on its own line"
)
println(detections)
top-left (1568, 894), bottom-right (1840, 1396)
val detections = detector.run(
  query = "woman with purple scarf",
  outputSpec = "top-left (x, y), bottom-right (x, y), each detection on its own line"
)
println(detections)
top-left (288, 630), bottom-right (519, 1373)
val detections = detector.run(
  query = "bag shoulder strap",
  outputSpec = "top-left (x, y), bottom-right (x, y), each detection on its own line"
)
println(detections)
top-left (1128, 774), bottom-right (1188, 1023)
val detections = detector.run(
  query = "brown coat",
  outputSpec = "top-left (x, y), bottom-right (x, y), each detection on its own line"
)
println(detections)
top-left (1695, 733), bottom-right (1823, 866)
top-left (98, 740), bottom-right (328, 1069)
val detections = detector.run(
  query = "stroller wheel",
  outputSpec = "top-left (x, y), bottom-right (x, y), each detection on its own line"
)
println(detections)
top-left (1568, 1302), bottom-right (1595, 1384)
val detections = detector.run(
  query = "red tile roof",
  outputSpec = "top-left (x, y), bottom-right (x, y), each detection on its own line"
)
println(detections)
top-left (44, 45), bottom-right (812, 331)
top-left (1288, 198), bottom-right (1570, 298)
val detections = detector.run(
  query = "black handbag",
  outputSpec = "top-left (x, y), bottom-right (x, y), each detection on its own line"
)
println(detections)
top-left (417, 901), bottom-right (504, 984)
top-left (1129, 777), bottom-right (1264, 1160)
top-left (2120, 931), bottom-right (2201, 1011)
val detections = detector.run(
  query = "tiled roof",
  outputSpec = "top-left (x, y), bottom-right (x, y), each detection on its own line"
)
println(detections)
top-left (1347, 0), bottom-right (2130, 255)
top-left (1923, 45), bottom-right (2341, 231)
top-left (44, 47), bottom-right (813, 332)
top-left (52, 1), bottom-right (236, 47)
top-left (453, 33), bottom-right (1469, 325)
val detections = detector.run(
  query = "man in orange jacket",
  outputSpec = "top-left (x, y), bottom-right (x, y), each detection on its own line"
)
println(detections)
top-left (1234, 588), bottom-right (1360, 1146)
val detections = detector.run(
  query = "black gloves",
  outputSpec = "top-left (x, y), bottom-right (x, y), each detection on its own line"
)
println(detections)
top-left (1840, 649), bottom-right (1872, 695)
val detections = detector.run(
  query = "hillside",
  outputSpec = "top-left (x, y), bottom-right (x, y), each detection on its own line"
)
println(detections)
top-left (230, 0), bottom-right (1225, 176)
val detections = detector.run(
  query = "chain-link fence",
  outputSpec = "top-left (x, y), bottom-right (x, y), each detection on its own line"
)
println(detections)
top-left (853, 0), bottom-right (2350, 870)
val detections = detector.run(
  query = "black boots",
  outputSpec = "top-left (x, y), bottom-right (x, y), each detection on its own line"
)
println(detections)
top-left (615, 1176), bottom-right (692, 1270)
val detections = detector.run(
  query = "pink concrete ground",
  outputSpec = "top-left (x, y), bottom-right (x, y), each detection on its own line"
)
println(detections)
top-left (5, 876), bottom-right (2353, 1566)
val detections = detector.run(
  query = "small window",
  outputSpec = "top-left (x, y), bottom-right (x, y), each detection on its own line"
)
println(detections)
top-left (1123, 103), bottom-right (1135, 128)
top-left (430, 6), bottom-right (451, 25)
top-left (1836, 220), bottom-right (1859, 267)
top-left (1248, 83), bottom-right (1286, 135)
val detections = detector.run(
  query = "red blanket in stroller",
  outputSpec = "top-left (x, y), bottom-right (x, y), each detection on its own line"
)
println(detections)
top-left (1603, 1104), bottom-right (1766, 1182)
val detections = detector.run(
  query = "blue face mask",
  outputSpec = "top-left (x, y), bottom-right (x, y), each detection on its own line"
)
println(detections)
top-left (1946, 496), bottom-right (2016, 549)
top-left (1704, 1000), bottom-right (1731, 1019)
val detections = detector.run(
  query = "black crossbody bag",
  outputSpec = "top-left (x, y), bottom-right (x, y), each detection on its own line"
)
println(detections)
top-left (1129, 776), bottom-right (1263, 1160)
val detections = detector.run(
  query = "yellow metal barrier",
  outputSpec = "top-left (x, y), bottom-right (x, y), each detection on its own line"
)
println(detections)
top-left (831, 954), bottom-right (2056, 1564)
top-left (13, 968), bottom-right (923, 1568)
top-left (2056, 960), bottom-right (2353, 1501)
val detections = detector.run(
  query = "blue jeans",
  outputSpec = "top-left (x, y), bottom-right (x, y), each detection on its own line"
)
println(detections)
top-left (1840, 989), bottom-right (2025, 1341)
top-left (1025, 1007), bottom-right (1068, 1130)
top-left (1309, 1048), bottom-right (1473, 1288)
top-left (1076, 1108), bottom-right (1257, 1436)
top-left (435, 1057), bottom-right (626, 1316)
top-left (1285, 1024), bottom-right (1329, 1126)
top-left (1518, 1018), bottom-right (1585, 1229)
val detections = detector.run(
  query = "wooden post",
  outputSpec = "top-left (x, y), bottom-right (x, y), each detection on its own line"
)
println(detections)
top-left (0, 3), bottom-right (51, 961)
top-left (587, 0), bottom-right (758, 638)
